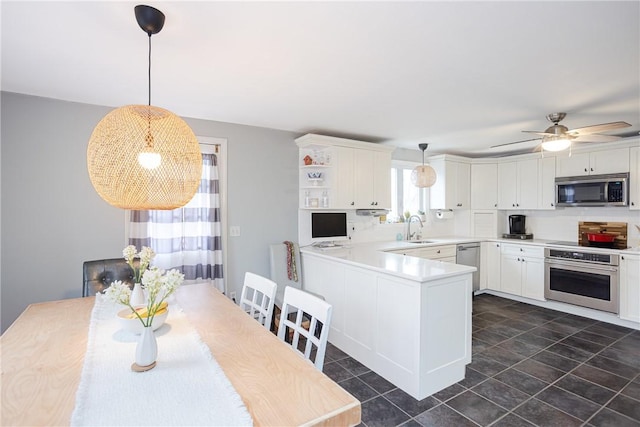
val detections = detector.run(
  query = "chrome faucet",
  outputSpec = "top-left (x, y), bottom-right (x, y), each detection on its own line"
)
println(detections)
top-left (405, 215), bottom-right (424, 240)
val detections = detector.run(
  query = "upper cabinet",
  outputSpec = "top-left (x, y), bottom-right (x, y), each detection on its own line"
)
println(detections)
top-left (630, 146), bottom-right (640, 210)
top-left (296, 134), bottom-right (394, 210)
top-left (429, 157), bottom-right (471, 210)
top-left (471, 163), bottom-right (498, 209)
top-left (538, 157), bottom-right (556, 210)
top-left (555, 148), bottom-right (630, 177)
top-left (497, 159), bottom-right (538, 210)
top-left (343, 148), bottom-right (392, 209)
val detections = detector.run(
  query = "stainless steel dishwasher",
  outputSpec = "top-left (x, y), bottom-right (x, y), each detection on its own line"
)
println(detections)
top-left (456, 243), bottom-right (480, 292)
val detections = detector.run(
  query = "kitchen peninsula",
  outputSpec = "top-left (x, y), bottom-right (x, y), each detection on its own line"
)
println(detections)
top-left (300, 242), bottom-right (476, 400)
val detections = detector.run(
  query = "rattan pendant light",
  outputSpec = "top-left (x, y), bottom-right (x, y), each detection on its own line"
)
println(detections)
top-left (87, 5), bottom-right (202, 210)
top-left (411, 143), bottom-right (437, 188)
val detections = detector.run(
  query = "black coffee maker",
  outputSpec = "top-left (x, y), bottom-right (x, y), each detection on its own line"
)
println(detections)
top-left (509, 215), bottom-right (526, 235)
top-left (503, 215), bottom-right (533, 239)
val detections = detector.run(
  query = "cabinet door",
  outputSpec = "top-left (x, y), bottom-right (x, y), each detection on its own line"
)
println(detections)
top-left (556, 152), bottom-right (590, 177)
top-left (334, 146), bottom-right (355, 208)
top-left (620, 255), bottom-right (640, 322)
top-left (517, 159), bottom-right (538, 209)
top-left (522, 257), bottom-right (545, 301)
top-left (354, 149), bottom-right (375, 208)
top-left (429, 159), bottom-right (469, 210)
top-left (590, 148), bottom-right (630, 175)
top-left (486, 242), bottom-right (502, 291)
top-left (372, 151), bottom-right (392, 208)
top-left (471, 163), bottom-right (498, 209)
top-left (455, 162), bottom-right (471, 209)
top-left (500, 253), bottom-right (522, 295)
top-left (628, 147), bottom-right (639, 210)
top-left (538, 157), bottom-right (556, 210)
top-left (497, 162), bottom-right (517, 209)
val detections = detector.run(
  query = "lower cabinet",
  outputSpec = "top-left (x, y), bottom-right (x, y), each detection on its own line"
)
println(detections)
top-left (301, 252), bottom-right (472, 400)
top-left (620, 254), bottom-right (640, 323)
top-left (485, 242), bottom-right (502, 291)
top-left (499, 244), bottom-right (545, 301)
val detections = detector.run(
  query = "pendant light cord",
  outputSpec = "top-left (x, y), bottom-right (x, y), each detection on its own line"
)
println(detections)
top-left (147, 34), bottom-right (152, 106)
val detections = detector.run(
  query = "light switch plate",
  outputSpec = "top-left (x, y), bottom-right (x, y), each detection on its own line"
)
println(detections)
top-left (230, 226), bottom-right (241, 237)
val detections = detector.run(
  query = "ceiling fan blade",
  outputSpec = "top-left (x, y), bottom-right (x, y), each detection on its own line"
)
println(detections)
top-left (569, 121), bottom-right (631, 135)
top-left (491, 137), bottom-right (541, 148)
top-left (574, 134), bottom-right (621, 143)
top-left (522, 130), bottom-right (554, 136)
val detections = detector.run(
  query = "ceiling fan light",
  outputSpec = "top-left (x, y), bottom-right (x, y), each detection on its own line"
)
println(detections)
top-left (541, 136), bottom-right (571, 152)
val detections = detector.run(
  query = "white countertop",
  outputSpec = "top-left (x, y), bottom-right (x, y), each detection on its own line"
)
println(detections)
top-left (300, 236), bottom-right (640, 283)
top-left (300, 240), bottom-right (476, 282)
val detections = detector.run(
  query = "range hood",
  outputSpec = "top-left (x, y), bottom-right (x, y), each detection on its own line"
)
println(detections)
top-left (356, 209), bottom-right (389, 217)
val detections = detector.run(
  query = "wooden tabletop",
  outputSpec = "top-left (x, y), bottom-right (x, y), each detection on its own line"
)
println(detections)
top-left (1, 283), bottom-right (361, 426)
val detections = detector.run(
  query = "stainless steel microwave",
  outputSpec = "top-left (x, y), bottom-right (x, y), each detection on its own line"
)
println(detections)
top-left (555, 173), bottom-right (629, 207)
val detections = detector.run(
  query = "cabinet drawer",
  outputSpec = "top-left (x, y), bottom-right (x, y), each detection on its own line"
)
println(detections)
top-left (414, 245), bottom-right (457, 260)
top-left (501, 244), bottom-right (544, 258)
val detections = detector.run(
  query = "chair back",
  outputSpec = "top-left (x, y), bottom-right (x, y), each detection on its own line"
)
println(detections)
top-left (277, 286), bottom-right (333, 371)
top-left (240, 272), bottom-right (277, 329)
top-left (82, 258), bottom-right (138, 297)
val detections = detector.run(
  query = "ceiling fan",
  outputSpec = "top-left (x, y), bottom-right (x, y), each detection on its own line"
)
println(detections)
top-left (492, 112), bottom-right (631, 152)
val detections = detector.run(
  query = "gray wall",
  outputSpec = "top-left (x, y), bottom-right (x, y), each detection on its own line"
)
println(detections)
top-left (1, 92), bottom-right (299, 332)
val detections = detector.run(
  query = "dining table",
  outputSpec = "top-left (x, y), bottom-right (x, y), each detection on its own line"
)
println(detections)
top-left (1, 282), bottom-right (361, 426)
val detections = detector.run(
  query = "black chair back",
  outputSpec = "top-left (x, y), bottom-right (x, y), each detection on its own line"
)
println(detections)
top-left (82, 258), bottom-right (139, 297)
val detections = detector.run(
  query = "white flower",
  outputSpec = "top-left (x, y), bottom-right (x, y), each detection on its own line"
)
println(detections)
top-left (123, 245), bottom-right (137, 264)
top-left (103, 280), bottom-right (131, 305)
top-left (139, 246), bottom-right (155, 266)
top-left (106, 246), bottom-right (184, 327)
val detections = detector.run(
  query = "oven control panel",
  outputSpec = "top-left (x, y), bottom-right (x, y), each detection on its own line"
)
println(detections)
top-left (546, 249), bottom-right (618, 265)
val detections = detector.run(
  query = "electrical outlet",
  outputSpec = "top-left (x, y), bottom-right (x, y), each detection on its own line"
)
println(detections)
top-left (230, 291), bottom-right (237, 303)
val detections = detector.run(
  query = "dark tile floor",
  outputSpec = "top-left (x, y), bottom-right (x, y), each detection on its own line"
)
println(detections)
top-left (322, 294), bottom-right (640, 427)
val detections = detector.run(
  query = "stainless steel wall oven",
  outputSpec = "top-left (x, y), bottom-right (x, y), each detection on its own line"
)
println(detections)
top-left (544, 248), bottom-right (619, 313)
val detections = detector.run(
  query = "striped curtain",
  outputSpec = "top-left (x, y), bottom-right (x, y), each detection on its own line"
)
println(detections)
top-left (129, 153), bottom-right (224, 292)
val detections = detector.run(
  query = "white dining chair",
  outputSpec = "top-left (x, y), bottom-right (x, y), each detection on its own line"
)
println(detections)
top-left (277, 286), bottom-right (333, 371)
top-left (239, 272), bottom-right (277, 329)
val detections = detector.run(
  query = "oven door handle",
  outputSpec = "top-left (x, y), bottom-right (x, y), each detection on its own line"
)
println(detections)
top-left (545, 259), bottom-right (618, 273)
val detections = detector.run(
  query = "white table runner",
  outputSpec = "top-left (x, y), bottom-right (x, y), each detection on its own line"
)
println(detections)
top-left (71, 294), bottom-right (253, 426)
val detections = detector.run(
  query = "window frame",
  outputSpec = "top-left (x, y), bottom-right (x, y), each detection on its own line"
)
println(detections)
top-left (389, 160), bottom-right (428, 222)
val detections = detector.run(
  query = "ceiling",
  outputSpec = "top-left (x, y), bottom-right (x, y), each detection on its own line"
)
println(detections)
top-left (2, 1), bottom-right (639, 157)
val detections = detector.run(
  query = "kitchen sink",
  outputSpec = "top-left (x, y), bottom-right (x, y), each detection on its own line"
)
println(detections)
top-left (407, 240), bottom-right (437, 244)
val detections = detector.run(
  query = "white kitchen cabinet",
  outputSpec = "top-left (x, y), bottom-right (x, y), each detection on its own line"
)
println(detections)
top-left (430, 157), bottom-right (471, 210)
top-left (538, 157), bottom-right (556, 210)
top-left (499, 244), bottom-right (545, 300)
top-left (301, 251), bottom-right (472, 400)
top-left (619, 254), bottom-right (640, 323)
top-left (555, 148), bottom-right (630, 177)
top-left (497, 159), bottom-right (538, 210)
top-left (336, 147), bottom-right (392, 209)
top-left (334, 146), bottom-right (355, 208)
top-left (296, 134), bottom-right (394, 210)
top-left (471, 163), bottom-right (498, 209)
top-left (483, 241), bottom-right (502, 291)
top-left (629, 146), bottom-right (640, 210)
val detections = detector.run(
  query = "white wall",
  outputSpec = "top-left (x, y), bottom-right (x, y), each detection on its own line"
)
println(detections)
top-left (1, 92), bottom-right (299, 332)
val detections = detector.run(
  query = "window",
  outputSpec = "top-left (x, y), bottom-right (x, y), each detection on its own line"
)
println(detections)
top-left (389, 161), bottom-right (427, 222)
